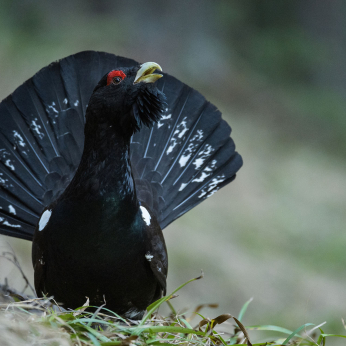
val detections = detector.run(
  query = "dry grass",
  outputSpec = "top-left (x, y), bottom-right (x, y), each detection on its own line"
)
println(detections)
top-left (0, 274), bottom-right (345, 346)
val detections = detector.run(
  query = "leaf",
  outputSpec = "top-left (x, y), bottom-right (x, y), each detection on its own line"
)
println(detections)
top-left (188, 303), bottom-right (219, 322)
top-left (317, 328), bottom-right (326, 346)
top-left (57, 312), bottom-right (76, 322)
top-left (282, 323), bottom-right (314, 345)
top-left (199, 314), bottom-right (232, 334)
top-left (179, 318), bottom-right (193, 329)
top-left (214, 313), bottom-right (233, 325)
top-left (140, 271), bottom-right (204, 326)
top-left (94, 306), bottom-right (128, 324)
top-left (238, 297), bottom-right (253, 322)
top-left (320, 333), bottom-right (346, 339)
top-left (73, 297), bottom-right (89, 316)
top-left (87, 303), bottom-right (107, 327)
top-left (233, 317), bottom-right (252, 346)
top-left (68, 318), bottom-right (118, 328)
top-left (166, 300), bottom-right (177, 315)
top-left (246, 324), bottom-right (294, 335)
top-left (132, 325), bottom-right (205, 336)
top-left (146, 296), bottom-right (167, 315)
top-left (79, 324), bottom-right (111, 342)
top-left (87, 332), bottom-right (102, 346)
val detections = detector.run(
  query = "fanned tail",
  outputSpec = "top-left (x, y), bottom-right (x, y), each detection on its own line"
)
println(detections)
top-left (0, 51), bottom-right (242, 240)
top-left (131, 74), bottom-right (243, 229)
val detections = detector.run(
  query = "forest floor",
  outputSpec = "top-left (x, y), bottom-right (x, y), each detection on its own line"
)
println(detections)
top-left (1, 274), bottom-right (345, 346)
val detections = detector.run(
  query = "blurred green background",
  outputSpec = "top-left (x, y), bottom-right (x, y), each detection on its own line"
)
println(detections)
top-left (0, 0), bottom-right (346, 343)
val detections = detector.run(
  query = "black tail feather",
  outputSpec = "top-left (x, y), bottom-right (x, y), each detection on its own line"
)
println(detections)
top-left (0, 51), bottom-right (242, 240)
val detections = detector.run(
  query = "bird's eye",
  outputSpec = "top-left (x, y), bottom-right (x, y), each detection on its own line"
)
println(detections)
top-left (107, 70), bottom-right (126, 86)
top-left (112, 76), bottom-right (122, 84)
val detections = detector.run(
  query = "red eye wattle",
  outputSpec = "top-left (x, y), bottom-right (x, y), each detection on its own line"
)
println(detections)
top-left (107, 70), bottom-right (126, 85)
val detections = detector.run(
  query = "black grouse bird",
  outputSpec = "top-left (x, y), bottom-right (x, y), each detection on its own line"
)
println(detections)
top-left (0, 51), bottom-right (242, 318)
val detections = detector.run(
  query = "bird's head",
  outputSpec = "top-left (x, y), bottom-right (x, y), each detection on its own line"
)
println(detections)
top-left (87, 62), bottom-right (166, 137)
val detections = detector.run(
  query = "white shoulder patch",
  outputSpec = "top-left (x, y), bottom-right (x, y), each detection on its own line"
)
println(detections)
top-left (38, 209), bottom-right (52, 231)
top-left (140, 206), bottom-right (151, 226)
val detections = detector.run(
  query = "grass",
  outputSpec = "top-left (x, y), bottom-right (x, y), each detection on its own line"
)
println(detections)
top-left (1, 274), bottom-right (345, 346)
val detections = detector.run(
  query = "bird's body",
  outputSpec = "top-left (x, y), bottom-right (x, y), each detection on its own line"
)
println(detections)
top-left (0, 51), bottom-right (242, 318)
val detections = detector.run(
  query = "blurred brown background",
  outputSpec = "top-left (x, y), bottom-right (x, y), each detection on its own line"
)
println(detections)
top-left (0, 0), bottom-right (346, 343)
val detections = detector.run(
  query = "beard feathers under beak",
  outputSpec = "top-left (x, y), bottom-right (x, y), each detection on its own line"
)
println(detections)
top-left (134, 62), bottom-right (163, 84)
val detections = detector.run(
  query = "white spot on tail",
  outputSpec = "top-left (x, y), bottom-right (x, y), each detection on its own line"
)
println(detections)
top-left (179, 154), bottom-right (191, 167)
top-left (0, 149), bottom-right (9, 158)
top-left (63, 98), bottom-right (68, 105)
top-left (31, 119), bottom-right (44, 139)
top-left (179, 183), bottom-right (188, 191)
top-left (178, 130), bottom-right (204, 167)
top-left (0, 173), bottom-right (7, 185)
top-left (47, 102), bottom-right (58, 114)
top-left (176, 118), bottom-right (188, 138)
top-left (140, 206), bottom-right (151, 226)
top-left (198, 175), bottom-right (226, 198)
top-left (5, 160), bottom-right (15, 171)
top-left (74, 100), bottom-right (79, 106)
top-left (207, 175), bottom-right (226, 191)
top-left (166, 117), bottom-right (189, 155)
top-left (145, 252), bottom-right (154, 261)
top-left (162, 114), bottom-right (171, 120)
top-left (192, 160), bottom-right (217, 183)
top-left (179, 160), bottom-right (218, 192)
top-left (13, 131), bottom-right (26, 147)
top-left (39, 209), bottom-right (52, 231)
top-left (0, 217), bottom-right (21, 228)
top-left (193, 158), bottom-right (204, 170)
top-left (204, 160), bottom-right (217, 172)
top-left (192, 172), bottom-right (209, 183)
top-left (193, 144), bottom-right (214, 170)
top-left (8, 205), bottom-right (16, 215)
top-left (157, 113), bottom-right (172, 129)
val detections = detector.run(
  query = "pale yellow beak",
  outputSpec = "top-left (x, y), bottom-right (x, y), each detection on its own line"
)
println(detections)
top-left (133, 62), bottom-right (163, 84)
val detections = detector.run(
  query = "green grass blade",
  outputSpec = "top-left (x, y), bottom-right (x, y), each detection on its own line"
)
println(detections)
top-left (238, 297), bottom-right (253, 322)
top-left (74, 323), bottom-right (111, 342)
top-left (317, 328), bottom-right (326, 346)
top-left (87, 332), bottom-right (102, 346)
top-left (68, 317), bottom-right (116, 327)
top-left (169, 271), bottom-right (203, 297)
top-left (132, 325), bottom-right (205, 336)
top-left (145, 296), bottom-right (167, 315)
top-left (282, 323), bottom-right (314, 345)
top-left (246, 324), bottom-right (294, 335)
top-left (166, 300), bottom-right (177, 315)
top-left (87, 305), bottom-right (127, 323)
top-left (140, 272), bottom-right (203, 326)
top-left (179, 318), bottom-right (193, 329)
top-left (321, 334), bottom-right (346, 338)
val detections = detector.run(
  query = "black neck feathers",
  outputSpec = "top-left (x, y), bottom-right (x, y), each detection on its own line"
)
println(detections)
top-left (62, 110), bottom-right (137, 208)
